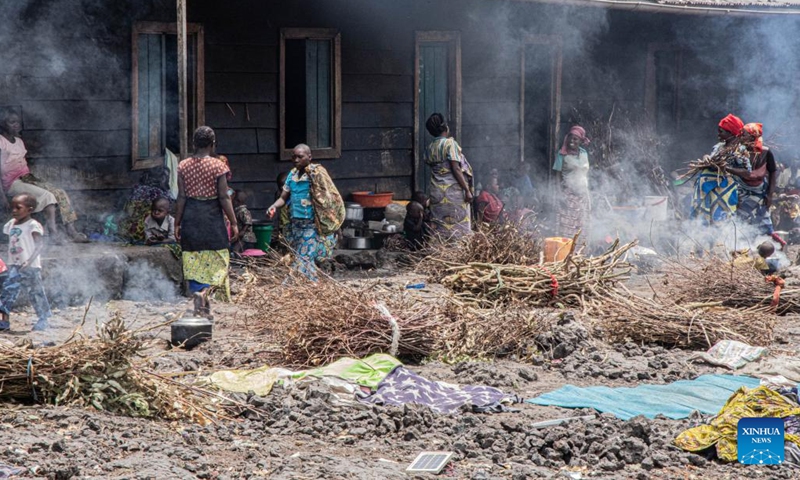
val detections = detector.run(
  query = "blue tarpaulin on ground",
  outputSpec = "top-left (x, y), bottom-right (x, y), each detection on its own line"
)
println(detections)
top-left (527, 374), bottom-right (762, 420)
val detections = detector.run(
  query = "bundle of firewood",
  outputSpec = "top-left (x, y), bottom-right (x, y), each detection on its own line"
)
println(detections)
top-left (437, 240), bottom-right (634, 307)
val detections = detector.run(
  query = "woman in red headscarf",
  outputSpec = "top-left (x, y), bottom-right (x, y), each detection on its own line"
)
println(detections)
top-left (726, 122), bottom-right (777, 236)
top-left (689, 114), bottom-right (748, 224)
top-left (553, 125), bottom-right (591, 237)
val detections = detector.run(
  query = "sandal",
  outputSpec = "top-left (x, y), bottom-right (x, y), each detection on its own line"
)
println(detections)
top-left (71, 233), bottom-right (90, 243)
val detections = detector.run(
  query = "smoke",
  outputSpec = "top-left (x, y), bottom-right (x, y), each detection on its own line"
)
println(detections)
top-left (123, 259), bottom-right (181, 302)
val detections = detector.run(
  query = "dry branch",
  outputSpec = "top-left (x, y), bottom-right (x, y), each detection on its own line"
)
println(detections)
top-left (588, 288), bottom-right (775, 349)
top-left (0, 316), bottom-right (234, 424)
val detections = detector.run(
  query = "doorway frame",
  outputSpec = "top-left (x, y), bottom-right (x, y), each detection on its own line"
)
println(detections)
top-left (413, 31), bottom-right (462, 192)
top-left (519, 34), bottom-right (563, 180)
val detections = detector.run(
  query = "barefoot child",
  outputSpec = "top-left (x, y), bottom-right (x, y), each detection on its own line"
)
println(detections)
top-left (144, 197), bottom-right (176, 245)
top-left (232, 190), bottom-right (257, 252)
top-left (0, 194), bottom-right (52, 331)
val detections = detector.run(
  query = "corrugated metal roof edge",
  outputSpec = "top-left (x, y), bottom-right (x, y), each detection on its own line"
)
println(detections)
top-left (502, 0), bottom-right (800, 16)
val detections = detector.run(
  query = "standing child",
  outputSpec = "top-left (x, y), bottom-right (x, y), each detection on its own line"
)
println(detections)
top-left (232, 190), bottom-right (257, 252)
top-left (0, 194), bottom-right (52, 331)
top-left (144, 197), bottom-right (176, 245)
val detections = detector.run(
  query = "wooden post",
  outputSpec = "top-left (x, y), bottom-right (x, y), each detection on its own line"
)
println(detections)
top-left (177, 0), bottom-right (188, 159)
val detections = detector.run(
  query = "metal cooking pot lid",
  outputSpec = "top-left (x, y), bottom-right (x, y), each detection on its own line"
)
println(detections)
top-left (174, 317), bottom-right (213, 326)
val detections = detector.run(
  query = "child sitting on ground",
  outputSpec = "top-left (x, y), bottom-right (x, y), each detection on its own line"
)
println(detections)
top-left (0, 194), bottom-right (52, 331)
top-left (144, 197), bottom-right (176, 245)
top-left (404, 200), bottom-right (426, 250)
top-left (232, 190), bottom-right (257, 252)
top-left (755, 241), bottom-right (781, 275)
top-left (475, 174), bottom-right (505, 224)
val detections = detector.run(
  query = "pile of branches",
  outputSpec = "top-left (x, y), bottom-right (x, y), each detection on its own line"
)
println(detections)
top-left (435, 304), bottom-right (558, 362)
top-left (0, 316), bottom-right (234, 424)
top-left (243, 272), bottom-right (442, 366)
top-left (658, 257), bottom-right (800, 315)
top-left (588, 287), bottom-right (775, 349)
top-left (436, 240), bottom-right (634, 307)
top-left (241, 265), bottom-right (564, 366)
top-left (415, 222), bottom-right (543, 280)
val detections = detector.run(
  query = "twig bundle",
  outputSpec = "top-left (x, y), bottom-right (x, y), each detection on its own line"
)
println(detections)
top-left (588, 288), bottom-right (775, 349)
top-left (415, 222), bottom-right (543, 279)
top-left (434, 304), bottom-right (558, 361)
top-left (658, 257), bottom-right (800, 315)
top-left (435, 240), bottom-right (634, 307)
top-left (243, 272), bottom-right (442, 366)
top-left (0, 316), bottom-right (235, 424)
top-left (239, 263), bottom-right (565, 366)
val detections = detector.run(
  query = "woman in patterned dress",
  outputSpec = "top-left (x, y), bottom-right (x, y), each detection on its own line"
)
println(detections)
top-left (175, 126), bottom-right (238, 315)
top-left (424, 113), bottom-right (474, 241)
top-left (553, 125), bottom-right (591, 238)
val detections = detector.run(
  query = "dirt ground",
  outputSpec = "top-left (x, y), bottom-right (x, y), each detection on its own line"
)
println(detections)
top-left (0, 268), bottom-right (798, 479)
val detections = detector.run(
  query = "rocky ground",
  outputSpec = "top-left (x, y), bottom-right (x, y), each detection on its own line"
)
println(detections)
top-left (0, 266), bottom-right (798, 479)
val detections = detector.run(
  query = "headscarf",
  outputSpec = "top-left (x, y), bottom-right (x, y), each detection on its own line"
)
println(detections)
top-left (743, 122), bottom-right (763, 153)
top-left (718, 114), bottom-right (744, 136)
top-left (559, 125), bottom-right (590, 156)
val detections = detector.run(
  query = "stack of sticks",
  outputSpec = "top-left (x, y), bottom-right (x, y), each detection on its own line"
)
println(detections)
top-left (658, 257), bottom-right (800, 315)
top-left (238, 262), bottom-right (562, 366)
top-left (587, 286), bottom-right (775, 349)
top-left (0, 315), bottom-right (239, 424)
top-left (436, 240), bottom-right (634, 307)
top-left (415, 222), bottom-right (543, 280)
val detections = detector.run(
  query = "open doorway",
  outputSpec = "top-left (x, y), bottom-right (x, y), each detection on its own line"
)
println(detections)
top-left (520, 35), bottom-right (562, 186)
top-left (414, 31), bottom-right (461, 194)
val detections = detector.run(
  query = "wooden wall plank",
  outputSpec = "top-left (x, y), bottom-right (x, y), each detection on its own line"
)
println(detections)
top-left (257, 128), bottom-right (279, 153)
top-left (342, 75), bottom-right (412, 103)
top-left (29, 156), bottom-right (137, 190)
top-left (205, 72), bottom-right (277, 102)
top-left (341, 48), bottom-right (413, 76)
top-left (462, 76), bottom-right (518, 104)
top-left (342, 103), bottom-right (413, 128)
top-left (461, 145), bottom-right (521, 170)
top-left (461, 125), bottom-right (520, 148)
top-left (23, 130), bottom-right (129, 158)
top-left (462, 102), bottom-right (518, 127)
top-left (343, 128), bottom-right (413, 150)
top-left (206, 44), bottom-right (277, 73)
top-left (206, 102), bottom-right (277, 129)
top-left (20, 100), bottom-right (130, 131)
top-left (215, 128), bottom-right (259, 154)
top-left (6, 73), bottom-right (130, 101)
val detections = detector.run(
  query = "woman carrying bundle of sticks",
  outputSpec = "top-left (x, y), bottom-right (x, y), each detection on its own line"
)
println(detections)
top-left (725, 122), bottom-right (779, 238)
top-left (689, 114), bottom-right (749, 225)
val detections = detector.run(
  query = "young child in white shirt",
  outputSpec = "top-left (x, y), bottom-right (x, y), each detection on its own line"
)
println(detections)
top-left (0, 194), bottom-right (51, 331)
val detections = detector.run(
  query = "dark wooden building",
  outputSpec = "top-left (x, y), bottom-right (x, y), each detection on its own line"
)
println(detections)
top-left (2, 0), bottom-right (800, 225)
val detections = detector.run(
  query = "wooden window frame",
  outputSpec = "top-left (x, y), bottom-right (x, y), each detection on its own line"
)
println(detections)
top-left (413, 31), bottom-right (461, 192)
top-left (131, 21), bottom-right (205, 170)
top-left (519, 34), bottom-right (563, 175)
top-left (279, 28), bottom-right (342, 161)
top-left (645, 43), bottom-right (682, 131)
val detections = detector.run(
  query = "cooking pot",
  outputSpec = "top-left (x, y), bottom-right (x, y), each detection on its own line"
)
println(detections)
top-left (171, 317), bottom-right (213, 349)
top-left (345, 202), bottom-right (364, 221)
top-left (346, 236), bottom-right (372, 249)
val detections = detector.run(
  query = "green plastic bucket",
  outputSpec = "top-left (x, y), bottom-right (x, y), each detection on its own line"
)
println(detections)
top-left (252, 224), bottom-right (273, 251)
